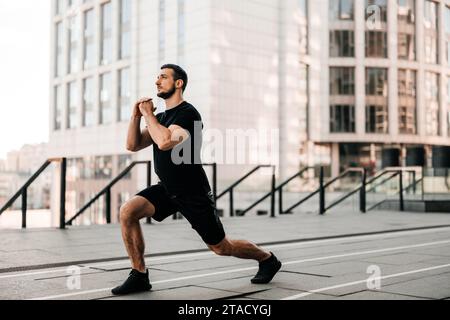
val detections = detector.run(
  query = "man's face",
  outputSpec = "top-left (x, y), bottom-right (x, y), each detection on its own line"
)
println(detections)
top-left (156, 69), bottom-right (178, 100)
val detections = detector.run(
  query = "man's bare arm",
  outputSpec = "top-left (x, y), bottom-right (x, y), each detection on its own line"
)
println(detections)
top-left (126, 98), bottom-right (156, 152)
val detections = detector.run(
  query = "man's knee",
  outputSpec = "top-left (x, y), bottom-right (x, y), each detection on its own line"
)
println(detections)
top-left (119, 203), bottom-right (139, 225)
top-left (209, 238), bottom-right (233, 256)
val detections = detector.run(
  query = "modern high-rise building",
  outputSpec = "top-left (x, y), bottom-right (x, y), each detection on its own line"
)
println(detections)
top-left (48, 0), bottom-right (450, 225)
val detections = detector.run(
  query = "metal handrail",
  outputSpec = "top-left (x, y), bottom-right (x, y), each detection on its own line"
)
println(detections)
top-left (0, 158), bottom-right (67, 229)
top-left (66, 161), bottom-right (152, 226)
top-left (366, 172), bottom-right (399, 193)
top-left (215, 165), bottom-right (274, 217)
top-left (366, 170), bottom-right (420, 211)
top-left (326, 169), bottom-right (418, 213)
top-left (284, 167), bottom-right (364, 214)
top-left (238, 167), bottom-right (314, 216)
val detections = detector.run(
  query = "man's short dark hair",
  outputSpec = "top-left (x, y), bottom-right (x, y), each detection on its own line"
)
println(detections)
top-left (161, 64), bottom-right (188, 92)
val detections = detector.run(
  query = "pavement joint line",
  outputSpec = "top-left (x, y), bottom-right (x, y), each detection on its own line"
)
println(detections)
top-left (2, 226), bottom-right (450, 280)
top-left (28, 239), bottom-right (450, 300)
top-left (281, 263), bottom-right (450, 300)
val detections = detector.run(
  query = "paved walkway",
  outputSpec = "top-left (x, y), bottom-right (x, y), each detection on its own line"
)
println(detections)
top-left (0, 209), bottom-right (449, 300)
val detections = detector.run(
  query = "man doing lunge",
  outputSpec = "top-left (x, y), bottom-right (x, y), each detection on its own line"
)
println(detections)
top-left (112, 64), bottom-right (282, 295)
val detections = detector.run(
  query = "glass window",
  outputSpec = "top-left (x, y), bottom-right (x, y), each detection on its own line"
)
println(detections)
top-left (82, 156), bottom-right (95, 179)
top-left (177, 0), bottom-right (185, 64)
top-left (55, 0), bottom-right (65, 16)
top-left (446, 6), bottom-right (450, 66)
top-left (54, 85), bottom-right (63, 131)
top-left (330, 105), bottom-right (355, 133)
top-left (68, 16), bottom-right (80, 74)
top-left (67, 158), bottom-right (84, 182)
top-left (330, 67), bottom-right (355, 95)
top-left (68, 81), bottom-right (78, 129)
top-left (159, 0), bottom-right (166, 64)
top-left (330, 0), bottom-right (354, 21)
top-left (101, 2), bottom-right (113, 65)
top-left (330, 30), bottom-right (354, 57)
top-left (55, 22), bottom-right (64, 77)
top-left (398, 69), bottom-right (417, 134)
top-left (94, 156), bottom-right (113, 179)
top-left (299, 0), bottom-right (307, 18)
top-left (68, 0), bottom-right (80, 9)
top-left (448, 77), bottom-right (450, 136)
top-left (425, 72), bottom-right (440, 136)
top-left (119, 68), bottom-right (131, 122)
top-left (446, 5), bottom-right (450, 34)
top-left (365, 31), bottom-right (387, 58)
top-left (298, 0), bottom-right (308, 55)
top-left (397, 0), bottom-right (415, 23)
top-left (84, 9), bottom-right (95, 69)
top-left (83, 77), bottom-right (95, 127)
top-left (398, 33), bottom-right (415, 60)
top-left (397, 0), bottom-right (415, 61)
top-left (100, 72), bottom-right (112, 125)
top-left (365, 0), bottom-right (387, 22)
top-left (118, 155), bottom-right (132, 180)
top-left (424, 0), bottom-right (438, 64)
top-left (366, 68), bottom-right (388, 96)
top-left (299, 63), bottom-right (309, 138)
top-left (366, 68), bottom-right (388, 134)
top-left (120, 0), bottom-right (131, 59)
top-left (366, 105), bottom-right (388, 134)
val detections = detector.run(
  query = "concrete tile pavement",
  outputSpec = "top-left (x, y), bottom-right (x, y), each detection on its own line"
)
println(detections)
top-left (0, 210), bottom-right (449, 272)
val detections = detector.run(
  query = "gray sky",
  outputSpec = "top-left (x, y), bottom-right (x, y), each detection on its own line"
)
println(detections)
top-left (0, 1), bottom-right (50, 159)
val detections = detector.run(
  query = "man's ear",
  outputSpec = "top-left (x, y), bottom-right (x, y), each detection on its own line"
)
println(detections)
top-left (176, 79), bottom-right (184, 90)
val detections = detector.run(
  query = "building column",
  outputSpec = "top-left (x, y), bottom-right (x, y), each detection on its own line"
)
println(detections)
top-left (331, 143), bottom-right (340, 177)
top-left (415, 0), bottom-right (425, 137)
top-left (438, 0), bottom-right (447, 137)
top-left (388, 0), bottom-right (398, 136)
top-left (354, 0), bottom-right (366, 136)
top-left (400, 144), bottom-right (407, 167)
top-left (425, 145), bottom-right (433, 168)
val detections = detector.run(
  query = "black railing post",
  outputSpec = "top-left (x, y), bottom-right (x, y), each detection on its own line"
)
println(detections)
top-left (270, 167), bottom-right (276, 218)
top-left (105, 188), bottom-right (111, 224)
top-left (278, 188), bottom-right (283, 214)
top-left (21, 189), bottom-right (27, 229)
top-left (399, 170), bottom-right (404, 211)
top-left (412, 170), bottom-right (416, 194)
top-left (146, 161), bottom-right (152, 224)
top-left (60, 158), bottom-right (67, 229)
top-left (360, 168), bottom-right (367, 213)
top-left (421, 167), bottom-right (425, 201)
top-left (230, 188), bottom-right (234, 217)
top-left (319, 167), bottom-right (325, 215)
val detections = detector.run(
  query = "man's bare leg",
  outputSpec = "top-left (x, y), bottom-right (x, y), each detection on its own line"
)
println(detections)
top-left (119, 196), bottom-right (156, 272)
top-left (208, 237), bottom-right (282, 284)
top-left (208, 237), bottom-right (271, 262)
top-left (112, 196), bottom-right (156, 296)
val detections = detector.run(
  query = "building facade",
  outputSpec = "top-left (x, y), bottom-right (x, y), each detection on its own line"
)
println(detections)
top-left (48, 0), bottom-right (450, 224)
top-left (307, 0), bottom-right (450, 176)
top-left (0, 144), bottom-right (51, 211)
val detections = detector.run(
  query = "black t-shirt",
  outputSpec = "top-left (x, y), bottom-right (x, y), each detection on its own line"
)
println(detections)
top-left (151, 101), bottom-right (211, 196)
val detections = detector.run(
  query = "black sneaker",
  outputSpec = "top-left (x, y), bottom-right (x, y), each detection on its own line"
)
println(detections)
top-left (251, 252), bottom-right (282, 284)
top-left (111, 269), bottom-right (152, 295)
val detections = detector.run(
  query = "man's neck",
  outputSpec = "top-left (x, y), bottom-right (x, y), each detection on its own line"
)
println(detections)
top-left (165, 95), bottom-right (184, 110)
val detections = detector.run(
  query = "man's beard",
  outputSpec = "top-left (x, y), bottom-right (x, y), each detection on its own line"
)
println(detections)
top-left (157, 84), bottom-right (177, 100)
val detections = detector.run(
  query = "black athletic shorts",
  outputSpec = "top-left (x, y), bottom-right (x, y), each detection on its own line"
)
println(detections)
top-left (135, 184), bottom-right (226, 246)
